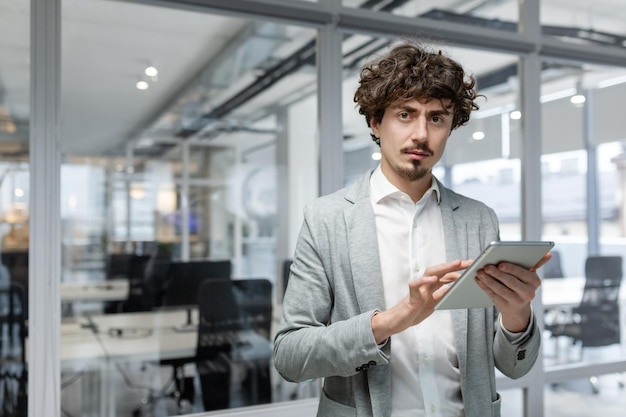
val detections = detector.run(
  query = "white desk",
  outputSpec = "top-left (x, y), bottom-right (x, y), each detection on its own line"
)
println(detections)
top-left (86, 309), bottom-right (272, 363)
top-left (60, 279), bottom-right (129, 303)
top-left (542, 276), bottom-right (626, 307)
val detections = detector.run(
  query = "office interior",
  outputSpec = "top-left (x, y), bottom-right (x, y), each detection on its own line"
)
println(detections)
top-left (1, 0), bottom-right (626, 416)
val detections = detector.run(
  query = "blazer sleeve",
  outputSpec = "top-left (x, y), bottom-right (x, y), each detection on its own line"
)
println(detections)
top-left (273, 203), bottom-right (389, 383)
top-left (493, 311), bottom-right (541, 378)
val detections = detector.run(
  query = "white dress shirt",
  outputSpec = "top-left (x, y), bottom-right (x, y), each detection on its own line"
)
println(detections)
top-left (370, 166), bottom-right (464, 417)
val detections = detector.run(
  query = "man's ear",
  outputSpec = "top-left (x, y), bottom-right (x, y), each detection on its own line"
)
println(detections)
top-left (370, 118), bottom-right (380, 137)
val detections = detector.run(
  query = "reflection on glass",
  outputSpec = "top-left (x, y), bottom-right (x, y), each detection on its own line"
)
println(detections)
top-left (0, 1), bottom-right (29, 415)
top-left (59, 0), bottom-right (317, 414)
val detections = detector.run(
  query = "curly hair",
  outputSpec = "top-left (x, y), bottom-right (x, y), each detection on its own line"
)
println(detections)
top-left (354, 42), bottom-right (480, 144)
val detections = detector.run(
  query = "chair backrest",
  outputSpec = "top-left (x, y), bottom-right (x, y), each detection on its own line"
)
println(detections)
top-left (232, 278), bottom-right (273, 338)
top-left (0, 283), bottom-right (27, 366)
top-left (196, 279), bottom-right (242, 357)
top-left (542, 250), bottom-right (564, 278)
top-left (577, 255), bottom-right (623, 347)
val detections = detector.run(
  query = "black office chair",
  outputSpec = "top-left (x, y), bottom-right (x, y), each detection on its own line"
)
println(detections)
top-left (0, 283), bottom-right (28, 417)
top-left (196, 278), bottom-right (241, 411)
top-left (545, 255), bottom-right (624, 393)
top-left (232, 278), bottom-right (273, 339)
top-left (196, 278), bottom-right (273, 410)
top-left (542, 250), bottom-right (564, 278)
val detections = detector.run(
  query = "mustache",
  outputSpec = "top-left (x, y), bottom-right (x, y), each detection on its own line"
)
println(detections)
top-left (402, 143), bottom-right (434, 156)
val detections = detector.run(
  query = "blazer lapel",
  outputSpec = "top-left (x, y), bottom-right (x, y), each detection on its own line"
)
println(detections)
top-left (344, 173), bottom-right (386, 314)
top-left (438, 181), bottom-right (470, 382)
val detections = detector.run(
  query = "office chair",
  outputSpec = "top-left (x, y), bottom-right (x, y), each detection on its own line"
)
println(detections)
top-left (542, 250), bottom-right (564, 279)
top-left (232, 278), bottom-right (273, 403)
top-left (545, 255), bottom-right (624, 393)
top-left (196, 278), bottom-right (241, 411)
top-left (232, 278), bottom-right (273, 339)
top-left (0, 283), bottom-right (28, 417)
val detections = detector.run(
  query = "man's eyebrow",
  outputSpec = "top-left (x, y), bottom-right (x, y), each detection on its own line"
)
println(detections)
top-left (392, 104), bottom-right (451, 115)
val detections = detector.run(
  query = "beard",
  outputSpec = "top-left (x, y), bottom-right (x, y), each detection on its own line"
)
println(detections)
top-left (396, 160), bottom-right (431, 181)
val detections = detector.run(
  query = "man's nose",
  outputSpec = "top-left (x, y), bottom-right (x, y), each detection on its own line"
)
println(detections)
top-left (411, 118), bottom-right (428, 141)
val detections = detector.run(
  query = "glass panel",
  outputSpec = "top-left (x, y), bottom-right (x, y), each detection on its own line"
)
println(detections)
top-left (499, 388), bottom-right (524, 417)
top-left (545, 374), bottom-right (626, 415)
top-left (59, 0), bottom-right (317, 414)
top-left (541, 0), bottom-right (626, 52)
top-left (542, 63), bottom-right (626, 368)
top-left (0, 1), bottom-right (29, 415)
top-left (342, 0), bottom-right (519, 31)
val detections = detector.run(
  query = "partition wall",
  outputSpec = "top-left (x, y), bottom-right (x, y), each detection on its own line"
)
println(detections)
top-left (6, 0), bottom-right (626, 416)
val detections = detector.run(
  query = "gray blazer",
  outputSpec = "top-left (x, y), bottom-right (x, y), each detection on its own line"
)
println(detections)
top-left (273, 171), bottom-right (540, 417)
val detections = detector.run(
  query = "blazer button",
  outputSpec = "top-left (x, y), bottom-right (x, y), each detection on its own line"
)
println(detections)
top-left (368, 360), bottom-right (377, 367)
top-left (517, 350), bottom-right (526, 360)
top-left (355, 366), bottom-right (362, 372)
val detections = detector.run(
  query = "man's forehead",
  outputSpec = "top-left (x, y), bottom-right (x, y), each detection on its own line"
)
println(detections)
top-left (389, 98), bottom-right (453, 111)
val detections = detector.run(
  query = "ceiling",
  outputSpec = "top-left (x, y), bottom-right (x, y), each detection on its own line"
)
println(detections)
top-left (0, 0), bottom-right (625, 162)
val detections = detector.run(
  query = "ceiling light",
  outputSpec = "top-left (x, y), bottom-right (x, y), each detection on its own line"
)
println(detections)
top-left (136, 80), bottom-right (149, 90)
top-left (472, 131), bottom-right (485, 141)
top-left (509, 110), bottom-right (522, 120)
top-left (371, 151), bottom-right (381, 161)
top-left (570, 94), bottom-right (586, 105)
top-left (144, 66), bottom-right (158, 78)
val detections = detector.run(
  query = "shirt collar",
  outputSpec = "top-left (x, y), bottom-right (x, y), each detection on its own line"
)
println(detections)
top-left (370, 165), bottom-right (441, 205)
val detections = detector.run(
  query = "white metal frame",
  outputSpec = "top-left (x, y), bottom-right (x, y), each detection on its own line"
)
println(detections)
top-left (29, 0), bottom-right (626, 416)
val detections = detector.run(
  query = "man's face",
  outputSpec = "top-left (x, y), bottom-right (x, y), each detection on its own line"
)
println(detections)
top-left (371, 98), bottom-right (453, 186)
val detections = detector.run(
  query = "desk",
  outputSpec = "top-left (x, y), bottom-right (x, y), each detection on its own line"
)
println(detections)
top-left (83, 309), bottom-right (272, 415)
top-left (60, 279), bottom-right (129, 303)
top-left (87, 310), bottom-right (271, 362)
top-left (542, 276), bottom-right (626, 307)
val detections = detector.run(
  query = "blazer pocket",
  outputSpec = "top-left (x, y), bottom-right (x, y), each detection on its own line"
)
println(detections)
top-left (318, 388), bottom-right (357, 417)
top-left (491, 392), bottom-right (502, 417)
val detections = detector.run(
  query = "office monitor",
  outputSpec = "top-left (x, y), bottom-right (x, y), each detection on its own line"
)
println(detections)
top-left (160, 259), bottom-right (232, 330)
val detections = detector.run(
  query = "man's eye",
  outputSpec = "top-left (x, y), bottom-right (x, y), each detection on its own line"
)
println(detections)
top-left (399, 112), bottom-right (409, 119)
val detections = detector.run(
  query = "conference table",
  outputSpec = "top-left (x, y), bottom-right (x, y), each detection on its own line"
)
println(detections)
top-left (60, 309), bottom-right (272, 417)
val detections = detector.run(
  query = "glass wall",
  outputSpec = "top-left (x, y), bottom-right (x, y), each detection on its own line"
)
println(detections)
top-left (342, 0), bottom-right (519, 30)
top-left (18, 0), bottom-right (626, 416)
top-left (540, 59), bottom-right (626, 408)
top-left (58, 0), bottom-right (317, 415)
top-left (0, 1), bottom-right (29, 415)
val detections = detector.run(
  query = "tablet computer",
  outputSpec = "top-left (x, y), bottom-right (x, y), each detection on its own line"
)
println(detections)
top-left (435, 240), bottom-right (555, 310)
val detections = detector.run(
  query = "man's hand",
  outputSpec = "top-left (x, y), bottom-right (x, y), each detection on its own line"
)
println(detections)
top-left (475, 253), bottom-right (552, 332)
top-left (371, 259), bottom-right (472, 344)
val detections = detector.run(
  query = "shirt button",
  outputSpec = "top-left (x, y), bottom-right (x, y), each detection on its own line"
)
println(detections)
top-left (423, 355), bottom-right (429, 363)
top-left (414, 264), bottom-right (420, 272)
top-left (431, 404), bottom-right (435, 412)
top-left (412, 222), bottom-right (417, 228)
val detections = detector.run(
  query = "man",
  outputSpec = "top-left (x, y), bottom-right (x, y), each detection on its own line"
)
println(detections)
top-left (273, 41), bottom-right (549, 417)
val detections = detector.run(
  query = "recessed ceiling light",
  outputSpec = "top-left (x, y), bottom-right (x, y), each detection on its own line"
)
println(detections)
top-left (472, 131), bottom-right (485, 141)
top-left (570, 94), bottom-right (586, 104)
top-left (136, 80), bottom-right (149, 90)
top-left (509, 110), bottom-right (522, 120)
top-left (371, 151), bottom-right (381, 161)
top-left (144, 66), bottom-right (158, 78)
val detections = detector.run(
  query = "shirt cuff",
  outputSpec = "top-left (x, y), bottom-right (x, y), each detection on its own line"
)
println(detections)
top-left (499, 308), bottom-right (535, 344)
